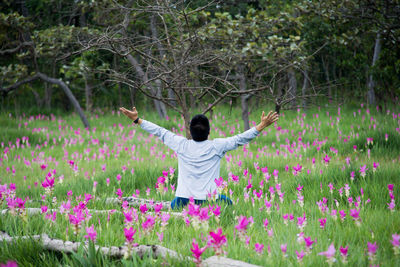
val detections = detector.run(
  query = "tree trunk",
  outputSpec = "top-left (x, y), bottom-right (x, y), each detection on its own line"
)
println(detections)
top-left (84, 76), bottom-right (92, 112)
top-left (150, 13), bottom-right (176, 108)
top-left (155, 79), bottom-right (167, 118)
top-left (321, 56), bottom-right (332, 101)
top-left (367, 32), bottom-right (381, 106)
top-left (287, 67), bottom-right (297, 108)
top-left (129, 86), bottom-right (136, 107)
top-left (275, 73), bottom-right (285, 114)
top-left (125, 54), bottom-right (167, 119)
top-left (31, 89), bottom-right (43, 108)
top-left (302, 69), bottom-right (309, 109)
top-left (44, 82), bottom-right (52, 109)
top-left (1, 73), bottom-right (90, 128)
top-left (238, 67), bottom-right (250, 131)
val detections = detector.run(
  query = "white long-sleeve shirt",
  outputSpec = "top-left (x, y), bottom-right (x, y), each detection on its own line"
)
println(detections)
top-left (140, 120), bottom-right (259, 200)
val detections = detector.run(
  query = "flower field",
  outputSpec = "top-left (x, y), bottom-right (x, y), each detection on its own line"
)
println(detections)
top-left (1, 104), bottom-right (400, 266)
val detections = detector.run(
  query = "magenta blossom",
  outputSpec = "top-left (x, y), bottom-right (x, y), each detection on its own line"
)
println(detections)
top-left (124, 227), bottom-right (137, 243)
top-left (296, 250), bottom-right (305, 263)
top-left (84, 224), bottom-right (97, 242)
top-left (191, 239), bottom-right (207, 266)
top-left (209, 228), bottom-right (227, 255)
top-left (391, 234), bottom-right (400, 255)
top-left (319, 243), bottom-right (336, 264)
top-left (367, 242), bottom-right (378, 262)
top-left (254, 243), bottom-right (264, 255)
top-left (340, 245), bottom-right (348, 263)
top-left (0, 261), bottom-right (18, 267)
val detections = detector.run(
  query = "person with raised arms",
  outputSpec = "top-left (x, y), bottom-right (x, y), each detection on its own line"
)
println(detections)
top-left (119, 107), bottom-right (279, 209)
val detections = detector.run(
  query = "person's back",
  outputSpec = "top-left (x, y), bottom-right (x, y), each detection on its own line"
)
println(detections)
top-left (119, 107), bottom-right (279, 209)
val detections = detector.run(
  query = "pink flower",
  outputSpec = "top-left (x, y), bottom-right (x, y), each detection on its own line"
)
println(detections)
top-left (323, 154), bottom-right (331, 165)
top-left (209, 228), bottom-right (227, 255)
top-left (388, 184), bottom-right (394, 192)
top-left (161, 213), bottom-right (170, 227)
top-left (124, 227), bottom-right (137, 243)
top-left (304, 236), bottom-right (317, 252)
top-left (142, 215), bottom-right (156, 232)
top-left (297, 213), bottom-right (307, 230)
top-left (263, 218), bottom-right (269, 231)
top-left (115, 188), bottom-right (123, 198)
top-left (391, 233), bottom-right (400, 247)
top-left (340, 245), bottom-right (348, 262)
top-left (84, 224), bottom-right (97, 242)
top-left (191, 239), bottom-right (207, 266)
top-left (154, 203), bottom-right (163, 214)
top-left (139, 204), bottom-right (148, 214)
top-left (235, 215), bottom-right (252, 233)
top-left (254, 243), bottom-right (264, 255)
top-left (41, 205), bottom-right (48, 214)
top-left (350, 209), bottom-right (361, 225)
top-left (0, 261), bottom-right (18, 267)
top-left (157, 232), bottom-right (164, 243)
top-left (296, 250), bottom-right (305, 263)
top-left (41, 177), bottom-right (55, 189)
top-left (281, 244), bottom-right (287, 256)
top-left (367, 242), bottom-right (378, 262)
top-left (319, 218), bottom-right (327, 229)
top-left (319, 243), bottom-right (336, 263)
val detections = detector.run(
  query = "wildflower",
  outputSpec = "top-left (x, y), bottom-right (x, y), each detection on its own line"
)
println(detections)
top-left (296, 250), bottom-right (305, 263)
top-left (339, 245), bottom-right (348, 263)
top-left (281, 244), bottom-right (288, 257)
top-left (263, 218), bottom-right (269, 231)
top-left (235, 215), bottom-right (252, 241)
top-left (209, 228), bottom-right (227, 256)
top-left (323, 154), bottom-right (331, 166)
top-left (319, 243), bottom-right (336, 266)
top-left (359, 165), bottom-right (368, 178)
top-left (292, 164), bottom-right (302, 176)
top-left (350, 171), bottom-right (355, 182)
top-left (191, 239), bottom-right (207, 267)
top-left (388, 184), bottom-right (394, 192)
top-left (328, 183), bottom-right (334, 194)
top-left (0, 261), bottom-right (18, 267)
top-left (372, 162), bottom-right (379, 172)
top-left (157, 232), bottom-right (164, 243)
top-left (139, 204), bottom-right (148, 214)
top-left (367, 242), bottom-right (378, 263)
top-left (319, 218), bottom-right (327, 229)
top-left (391, 233), bottom-right (400, 255)
top-left (84, 224), bottom-right (97, 242)
top-left (297, 213), bottom-right (307, 231)
top-left (304, 236), bottom-right (317, 254)
top-left (349, 209), bottom-right (361, 226)
top-left (41, 205), bottom-right (48, 214)
top-left (115, 188), bottom-right (123, 202)
top-left (388, 200), bottom-right (395, 212)
top-left (254, 243), bottom-right (264, 255)
top-left (142, 215), bottom-right (156, 234)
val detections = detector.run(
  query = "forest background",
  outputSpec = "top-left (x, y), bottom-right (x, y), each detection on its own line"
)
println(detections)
top-left (1, 0), bottom-right (399, 133)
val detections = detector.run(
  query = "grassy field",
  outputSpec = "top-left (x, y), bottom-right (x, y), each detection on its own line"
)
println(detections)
top-left (1, 103), bottom-right (400, 266)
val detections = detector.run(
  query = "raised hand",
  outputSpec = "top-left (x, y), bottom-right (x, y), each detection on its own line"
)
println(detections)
top-left (119, 107), bottom-right (138, 121)
top-left (256, 111), bottom-right (279, 132)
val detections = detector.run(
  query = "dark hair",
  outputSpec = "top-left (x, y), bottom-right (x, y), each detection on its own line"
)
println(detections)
top-left (190, 114), bottom-right (210, 141)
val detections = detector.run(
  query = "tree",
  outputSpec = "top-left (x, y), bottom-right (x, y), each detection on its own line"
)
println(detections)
top-left (0, 5), bottom-right (92, 128)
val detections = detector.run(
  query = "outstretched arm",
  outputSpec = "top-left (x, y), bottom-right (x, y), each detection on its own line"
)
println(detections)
top-left (119, 107), bottom-right (186, 152)
top-left (255, 111), bottom-right (279, 132)
top-left (214, 110), bottom-right (279, 155)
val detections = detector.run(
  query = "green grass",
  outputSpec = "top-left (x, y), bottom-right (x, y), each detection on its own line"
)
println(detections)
top-left (1, 104), bottom-right (400, 266)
